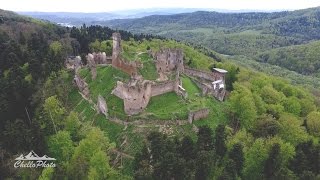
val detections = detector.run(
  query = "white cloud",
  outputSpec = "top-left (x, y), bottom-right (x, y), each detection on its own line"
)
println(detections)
top-left (1, 0), bottom-right (320, 12)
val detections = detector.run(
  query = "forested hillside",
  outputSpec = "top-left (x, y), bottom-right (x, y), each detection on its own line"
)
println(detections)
top-left (105, 7), bottom-right (320, 76)
top-left (1, 9), bottom-right (320, 180)
top-left (257, 40), bottom-right (320, 77)
top-left (106, 7), bottom-right (320, 42)
top-left (0, 9), bottom-right (158, 178)
top-left (0, 9), bottom-right (72, 177)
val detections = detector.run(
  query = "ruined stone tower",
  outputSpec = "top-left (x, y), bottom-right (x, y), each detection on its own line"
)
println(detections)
top-left (111, 32), bottom-right (138, 76)
top-left (112, 32), bottom-right (121, 64)
top-left (112, 79), bottom-right (153, 115)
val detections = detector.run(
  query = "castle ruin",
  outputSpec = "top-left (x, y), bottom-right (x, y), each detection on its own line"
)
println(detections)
top-left (112, 72), bottom-right (186, 115)
top-left (69, 32), bottom-right (227, 117)
top-left (111, 32), bottom-right (139, 76)
top-left (154, 48), bottom-right (184, 81)
top-left (184, 67), bottom-right (227, 101)
top-left (97, 95), bottom-right (108, 117)
top-left (73, 74), bottom-right (90, 98)
top-left (188, 108), bottom-right (210, 124)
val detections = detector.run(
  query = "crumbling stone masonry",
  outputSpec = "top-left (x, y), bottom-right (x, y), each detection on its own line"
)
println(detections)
top-left (150, 81), bottom-right (177, 97)
top-left (188, 108), bottom-right (209, 124)
top-left (97, 95), bottom-right (108, 117)
top-left (66, 56), bottom-right (82, 73)
top-left (185, 67), bottom-right (227, 101)
top-left (73, 75), bottom-right (90, 98)
top-left (87, 53), bottom-right (97, 80)
top-left (112, 79), bottom-right (153, 115)
top-left (70, 31), bottom-right (227, 117)
top-left (112, 32), bottom-right (138, 76)
top-left (212, 68), bottom-right (227, 101)
top-left (184, 67), bottom-right (215, 81)
top-left (86, 52), bottom-right (112, 65)
top-left (112, 75), bottom-right (186, 115)
top-left (154, 48), bottom-right (184, 81)
top-left (154, 48), bottom-right (184, 73)
top-left (93, 52), bottom-right (110, 64)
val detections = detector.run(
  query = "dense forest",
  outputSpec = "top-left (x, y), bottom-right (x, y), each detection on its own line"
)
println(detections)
top-left (105, 7), bottom-right (320, 77)
top-left (1, 9), bottom-right (320, 179)
top-left (106, 7), bottom-right (320, 43)
top-left (256, 40), bottom-right (320, 77)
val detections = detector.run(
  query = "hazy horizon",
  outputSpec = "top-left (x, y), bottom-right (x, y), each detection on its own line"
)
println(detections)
top-left (1, 0), bottom-right (320, 13)
top-left (14, 8), bottom-right (294, 14)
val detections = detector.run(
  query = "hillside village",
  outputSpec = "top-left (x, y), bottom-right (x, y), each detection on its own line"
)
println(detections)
top-left (67, 32), bottom-right (228, 123)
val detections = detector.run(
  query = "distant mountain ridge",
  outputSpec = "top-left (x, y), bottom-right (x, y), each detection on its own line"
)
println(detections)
top-left (16, 7), bottom-right (289, 26)
top-left (103, 7), bottom-right (320, 77)
top-left (105, 7), bottom-right (320, 37)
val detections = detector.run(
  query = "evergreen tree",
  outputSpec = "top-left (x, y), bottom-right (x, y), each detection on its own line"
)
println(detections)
top-left (195, 150), bottom-right (215, 180)
top-left (133, 145), bottom-right (152, 180)
top-left (197, 125), bottom-right (214, 151)
top-left (229, 143), bottom-right (244, 176)
top-left (179, 136), bottom-right (195, 161)
top-left (218, 160), bottom-right (237, 180)
top-left (264, 143), bottom-right (281, 179)
top-left (215, 124), bottom-right (227, 158)
top-left (290, 141), bottom-right (320, 178)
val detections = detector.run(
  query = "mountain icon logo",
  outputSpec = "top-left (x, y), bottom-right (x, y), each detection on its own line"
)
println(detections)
top-left (15, 150), bottom-right (56, 161)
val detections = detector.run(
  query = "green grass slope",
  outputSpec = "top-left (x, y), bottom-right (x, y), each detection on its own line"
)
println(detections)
top-left (66, 38), bottom-right (230, 175)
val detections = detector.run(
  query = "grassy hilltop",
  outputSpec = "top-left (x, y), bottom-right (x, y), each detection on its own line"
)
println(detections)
top-left (1, 9), bottom-right (320, 179)
top-left (66, 38), bottom-right (229, 175)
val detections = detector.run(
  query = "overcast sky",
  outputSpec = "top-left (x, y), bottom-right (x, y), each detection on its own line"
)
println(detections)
top-left (1, 0), bottom-right (320, 12)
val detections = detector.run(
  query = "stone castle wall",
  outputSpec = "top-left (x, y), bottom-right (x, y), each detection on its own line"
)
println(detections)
top-left (112, 78), bottom-right (182, 115)
top-left (66, 56), bottom-right (82, 71)
top-left (73, 75), bottom-right (90, 98)
top-left (75, 32), bottom-right (228, 116)
top-left (185, 67), bottom-right (227, 101)
top-left (151, 81), bottom-right (178, 97)
top-left (112, 80), bottom-right (153, 115)
top-left (184, 67), bottom-right (215, 81)
top-left (112, 32), bottom-right (138, 76)
top-left (97, 95), bottom-right (108, 117)
top-left (188, 108), bottom-right (209, 123)
top-left (155, 48), bottom-right (184, 74)
top-left (112, 59), bottom-right (138, 76)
